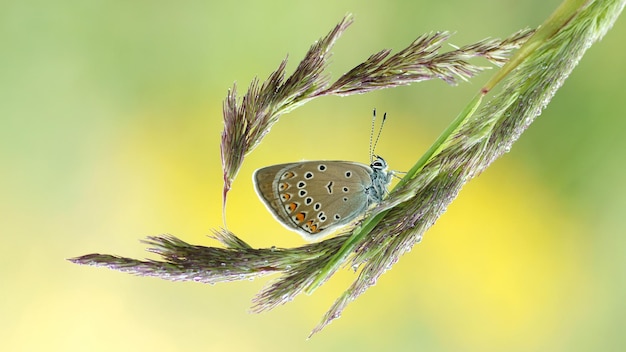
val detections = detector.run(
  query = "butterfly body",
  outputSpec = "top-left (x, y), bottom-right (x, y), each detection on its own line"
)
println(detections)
top-left (253, 157), bottom-right (391, 241)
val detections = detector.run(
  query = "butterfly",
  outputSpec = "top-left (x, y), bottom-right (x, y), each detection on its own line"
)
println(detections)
top-left (253, 156), bottom-right (391, 240)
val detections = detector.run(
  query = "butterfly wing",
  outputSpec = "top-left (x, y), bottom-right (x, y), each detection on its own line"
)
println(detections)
top-left (254, 161), bottom-right (374, 240)
top-left (253, 162), bottom-right (299, 228)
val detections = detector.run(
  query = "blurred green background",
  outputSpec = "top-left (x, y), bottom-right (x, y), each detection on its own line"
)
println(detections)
top-left (2, 0), bottom-right (625, 351)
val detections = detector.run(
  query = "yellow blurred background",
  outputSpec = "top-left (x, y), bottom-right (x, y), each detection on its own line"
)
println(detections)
top-left (2, 0), bottom-right (625, 351)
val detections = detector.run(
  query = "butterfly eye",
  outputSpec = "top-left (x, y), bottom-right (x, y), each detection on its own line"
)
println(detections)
top-left (371, 157), bottom-right (387, 170)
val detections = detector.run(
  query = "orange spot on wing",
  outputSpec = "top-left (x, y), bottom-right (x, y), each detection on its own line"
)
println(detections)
top-left (281, 171), bottom-right (295, 180)
top-left (306, 220), bottom-right (318, 232)
top-left (295, 212), bottom-right (306, 223)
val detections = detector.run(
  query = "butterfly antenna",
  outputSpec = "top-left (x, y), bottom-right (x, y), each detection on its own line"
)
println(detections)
top-left (370, 110), bottom-right (387, 161)
top-left (369, 109), bottom-right (377, 162)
